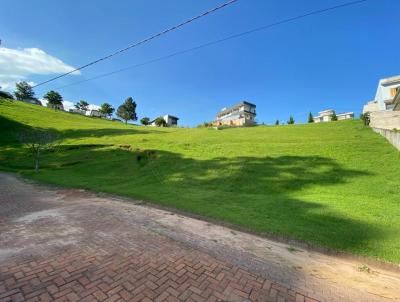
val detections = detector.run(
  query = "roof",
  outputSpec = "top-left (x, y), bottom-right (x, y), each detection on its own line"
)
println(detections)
top-left (316, 110), bottom-right (354, 117)
top-left (239, 101), bottom-right (256, 107)
top-left (316, 109), bottom-right (334, 116)
top-left (165, 114), bottom-right (179, 120)
top-left (381, 75), bottom-right (400, 85)
top-left (318, 109), bottom-right (334, 113)
top-left (150, 115), bottom-right (179, 123)
top-left (217, 101), bottom-right (256, 118)
top-left (337, 112), bottom-right (354, 116)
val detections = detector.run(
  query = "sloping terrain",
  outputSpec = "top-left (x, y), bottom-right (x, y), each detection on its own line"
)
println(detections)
top-left (1, 99), bottom-right (399, 263)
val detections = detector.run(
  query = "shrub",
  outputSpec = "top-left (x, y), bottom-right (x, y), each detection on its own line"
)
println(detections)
top-left (197, 121), bottom-right (213, 128)
top-left (331, 111), bottom-right (338, 121)
top-left (140, 117), bottom-right (150, 125)
top-left (360, 112), bottom-right (370, 126)
top-left (154, 117), bottom-right (167, 127)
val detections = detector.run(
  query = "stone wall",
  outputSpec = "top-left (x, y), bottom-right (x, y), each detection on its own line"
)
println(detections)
top-left (369, 111), bottom-right (400, 150)
top-left (369, 110), bottom-right (400, 130)
top-left (372, 128), bottom-right (400, 150)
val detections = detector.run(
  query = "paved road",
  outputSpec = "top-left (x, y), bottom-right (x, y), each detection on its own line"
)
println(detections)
top-left (0, 173), bottom-right (397, 302)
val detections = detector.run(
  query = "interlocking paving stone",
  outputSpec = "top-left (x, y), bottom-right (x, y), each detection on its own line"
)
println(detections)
top-left (0, 173), bottom-right (394, 302)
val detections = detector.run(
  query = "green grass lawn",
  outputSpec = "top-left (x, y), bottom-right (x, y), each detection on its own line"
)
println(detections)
top-left (1, 99), bottom-right (399, 263)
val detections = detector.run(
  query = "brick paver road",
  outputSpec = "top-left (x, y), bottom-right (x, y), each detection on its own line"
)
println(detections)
top-left (0, 173), bottom-right (396, 302)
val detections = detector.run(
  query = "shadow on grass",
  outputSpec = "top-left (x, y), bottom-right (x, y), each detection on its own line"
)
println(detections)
top-left (0, 115), bottom-right (36, 145)
top-left (20, 146), bottom-right (382, 254)
top-left (0, 114), bottom-right (385, 255)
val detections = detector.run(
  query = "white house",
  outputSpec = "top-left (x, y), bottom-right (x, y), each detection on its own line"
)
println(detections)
top-left (86, 109), bottom-right (105, 118)
top-left (368, 75), bottom-right (400, 111)
top-left (313, 109), bottom-right (354, 123)
top-left (150, 115), bottom-right (179, 127)
top-left (163, 115), bottom-right (179, 126)
top-left (69, 108), bottom-right (86, 115)
top-left (47, 102), bottom-right (64, 110)
top-left (368, 77), bottom-right (400, 130)
top-left (363, 76), bottom-right (400, 150)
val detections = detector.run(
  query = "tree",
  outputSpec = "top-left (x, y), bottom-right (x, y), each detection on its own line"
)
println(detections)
top-left (75, 100), bottom-right (89, 111)
top-left (308, 112), bottom-right (314, 123)
top-left (140, 117), bottom-right (150, 125)
top-left (43, 90), bottom-right (63, 110)
top-left (99, 103), bottom-right (115, 119)
top-left (331, 110), bottom-right (338, 121)
top-left (154, 116), bottom-right (167, 127)
top-left (116, 97), bottom-right (137, 124)
top-left (18, 129), bottom-right (59, 173)
top-left (360, 112), bottom-right (370, 126)
top-left (275, 120), bottom-right (279, 126)
top-left (287, 116), bottom-right (295, 124)
top-left (14, 81), bottom-right (35, 100)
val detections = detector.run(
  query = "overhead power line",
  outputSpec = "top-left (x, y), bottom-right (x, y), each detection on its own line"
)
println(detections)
top-left (55, 0), bottom-right (368, 91)
top-left (32, 0), bottom-right (239, 88)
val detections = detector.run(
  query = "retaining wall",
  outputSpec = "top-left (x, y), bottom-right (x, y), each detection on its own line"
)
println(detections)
top-left (369, 110), bottom-right (400, 129)
top-left (372, 128), bottom-right (400, 150)
top-left (369, 110), bottom-right (400, 150)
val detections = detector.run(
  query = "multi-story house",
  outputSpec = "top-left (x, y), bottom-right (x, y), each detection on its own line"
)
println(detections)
top-left (363, 75), bottom-right (400, 113)
top-left (215, 101), bottom-right (256, 126)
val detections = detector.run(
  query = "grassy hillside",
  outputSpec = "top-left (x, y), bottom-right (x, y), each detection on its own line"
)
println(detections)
top-left (1, 99), bottom-right (400, 263)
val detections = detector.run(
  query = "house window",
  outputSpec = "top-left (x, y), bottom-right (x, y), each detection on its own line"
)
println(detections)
top-left (391, 87), bottom-right (399, 97)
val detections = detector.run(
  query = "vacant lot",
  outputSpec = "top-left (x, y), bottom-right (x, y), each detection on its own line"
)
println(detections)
top-left (1, 99), bottom-right (399, 263)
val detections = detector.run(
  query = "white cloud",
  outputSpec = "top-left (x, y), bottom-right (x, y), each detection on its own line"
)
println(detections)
top-left (88, 104), bottom-right (100, 110)
top-left (0, 47), bottom-right (79, 91)
top-left (63, 100), bottom-right (75, 111)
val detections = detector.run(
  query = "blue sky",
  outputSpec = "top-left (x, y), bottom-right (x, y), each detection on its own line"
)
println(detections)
top-left (1, 0), bottom-right (399, 126)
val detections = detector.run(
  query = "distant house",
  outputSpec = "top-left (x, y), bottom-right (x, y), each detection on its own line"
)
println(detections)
top-left (313, 109), bottom-right (354, 123)
top-left (86, 109), bottom-right (105, 118)
top-left (47, 102), bottom-right (63, 110)
top-left (163, 115), bottom-right (179, 126)
top-left (215, 101), bottom-right (256, 127)
top-left (150, 115), bottom-right (179, 127)
top-left (22, 97), bottom-right (42, 106)
top-left (69, 108), bottom-right (86, 115)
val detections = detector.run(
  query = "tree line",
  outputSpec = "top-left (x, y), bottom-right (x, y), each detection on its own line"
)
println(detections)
top-left (2, 81), bottom-right (156, 125)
